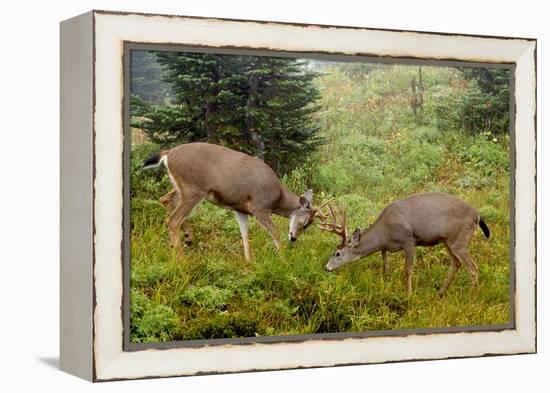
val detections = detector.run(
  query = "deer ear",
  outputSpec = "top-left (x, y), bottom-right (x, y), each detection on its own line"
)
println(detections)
top-left (299, 196), bottom-right (311, 209)
top-left (300, 190), bottom-right (313, 209)
top-left (350, 228), bottom-right (361, 246)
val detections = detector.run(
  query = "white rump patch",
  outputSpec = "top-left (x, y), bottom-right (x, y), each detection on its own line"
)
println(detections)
top-left (164, 156), bottom-right (179, 194)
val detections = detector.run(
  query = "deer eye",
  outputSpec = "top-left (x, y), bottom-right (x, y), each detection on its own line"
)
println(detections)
top-left (335, 250), bottom-right (342, 257)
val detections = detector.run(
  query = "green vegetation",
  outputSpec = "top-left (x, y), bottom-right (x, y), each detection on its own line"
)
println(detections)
top-left (130, 63), bottom-right (510, 344)
top-left (131, 52), bottom-right (321, 174)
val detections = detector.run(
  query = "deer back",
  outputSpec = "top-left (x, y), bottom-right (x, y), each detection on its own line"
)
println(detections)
top-left (375, 192), bottom-right (480, 245)
top-left (165, 143), bottom-right (295, 214)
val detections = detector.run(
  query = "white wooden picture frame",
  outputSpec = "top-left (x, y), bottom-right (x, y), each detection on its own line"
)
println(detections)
top-left (60, 10), bottom-right (536, 381)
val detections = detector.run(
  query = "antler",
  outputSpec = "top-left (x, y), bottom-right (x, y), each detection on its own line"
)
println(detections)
top-left (314, 199), bottom-right (333, 214)
top-left (316, 201), bottom-right (348, 247)
top-left (302, 199), bottom-right (333, 230)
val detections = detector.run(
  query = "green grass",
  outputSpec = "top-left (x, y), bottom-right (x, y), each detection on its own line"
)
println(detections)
top-left (129, 65), bottom-right (510, 343)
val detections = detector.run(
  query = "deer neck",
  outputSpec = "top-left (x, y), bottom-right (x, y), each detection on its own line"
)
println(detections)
top-left (357, 226), bottom-right (384, 257)
top-left (273, 186), bottom-right (300, 218)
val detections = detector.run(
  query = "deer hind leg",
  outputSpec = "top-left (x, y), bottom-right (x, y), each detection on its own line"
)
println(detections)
top-left (403, 244), bottom-right (416, 298)
top-left (253, 211), bottom-right (281, 250)
top-left (160, 189), bottom-right (178, 214)
top-left (456, 250), bottom-right (479, 288)
top-left (159, 189), bottom-right (193, 246)
top-left (181, 222), bottom-right (193, 246)
top-left (161, 190), bottom-right (194, 246)
top-left (438, 244), bottom-right (462, 297)
top-left (235, 212), bottom-right (251, 261)
top-left (447, 223), bottom-right (479, 288)
top-left (167, 190), bottom-right (204, 257)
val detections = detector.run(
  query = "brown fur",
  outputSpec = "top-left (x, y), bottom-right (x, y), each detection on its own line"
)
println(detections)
top-left (325, 192), bottom-right (489, 297)
top-left (155, 143), bottom-right (308, 259)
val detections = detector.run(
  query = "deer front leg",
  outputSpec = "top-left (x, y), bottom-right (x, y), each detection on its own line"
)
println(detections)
top-left (382, 250), bottom-right (389, 276)
top-left (253, 211), bottom-right (281, 250)
top-left (235, 212), bottom-right (251, 261)
top-left (403, 245), bottom-right (416, 298)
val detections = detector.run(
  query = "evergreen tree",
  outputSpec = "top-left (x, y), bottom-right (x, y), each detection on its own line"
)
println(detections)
top-left (130, 51), bottom-right (172, 104)
top-left (457, 67), bottom-right (511, 135)
top-left (244, 57), bottom-right (321, 173)
top-left (131, 52), bottom-right (322, 175)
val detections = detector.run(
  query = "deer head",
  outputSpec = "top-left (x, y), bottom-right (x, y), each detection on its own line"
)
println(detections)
top-left (324, 228), bottom-right (363, 272)
top-left (288, 189), bottom-right (317, 242)
top-left (317, 203), bottom-right (363, 271)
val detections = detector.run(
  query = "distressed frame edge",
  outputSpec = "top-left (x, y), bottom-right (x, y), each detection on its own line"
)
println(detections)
top-left (59, 10), bottom-right (95, 381)
top-left (98, 349), bottom-right (536, 383)
top-left (89, 11), bottom-right (537, 381)
top-left (91, 8), bottom-right (538, 42)
top-left (97, 331), bottom-right (534, 381)
top-left (513, 41), bottom-right (537, 354)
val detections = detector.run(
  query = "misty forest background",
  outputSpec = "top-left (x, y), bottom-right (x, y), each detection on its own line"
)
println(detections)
top-left (129, 50), bottom-right (511, 343)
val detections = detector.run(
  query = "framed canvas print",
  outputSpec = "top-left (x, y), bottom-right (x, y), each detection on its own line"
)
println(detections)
top-left (60, 10), bottom-right (537, 382)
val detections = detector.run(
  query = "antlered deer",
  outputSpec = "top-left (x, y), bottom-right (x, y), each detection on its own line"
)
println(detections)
top-left (318, 192), bottom-right (490, 297)
top-left (143, 142), bottom-right (320, 260)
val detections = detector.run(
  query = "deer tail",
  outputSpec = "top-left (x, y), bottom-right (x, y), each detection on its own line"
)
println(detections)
top-left (479, 217), bottom-right (490, 238)
top-left (143, 150), bottom-right (168, 169)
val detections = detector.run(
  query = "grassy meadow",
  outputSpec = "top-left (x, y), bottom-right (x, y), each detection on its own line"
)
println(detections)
top-left (129, 64), bottom-right (511, 343)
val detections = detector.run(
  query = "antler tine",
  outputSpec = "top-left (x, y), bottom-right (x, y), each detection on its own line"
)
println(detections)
top-left (317, 200), bottom-right (348, 247)
top-left (317, 199), bottom-right (333, 210)
top-left (314, 198), bottom-right (334, 220)
top-left (339, 206), bottom-right (348, 240)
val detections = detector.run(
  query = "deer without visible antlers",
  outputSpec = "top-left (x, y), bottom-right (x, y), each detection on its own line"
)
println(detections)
top-left (318, 192), bottom-right (491, 297)
top-left (143, 142), bottom-right (321, 260)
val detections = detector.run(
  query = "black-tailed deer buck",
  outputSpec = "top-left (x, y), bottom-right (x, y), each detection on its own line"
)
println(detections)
top-left (318, 192), bottom-right (490, 297)
top-left (143, 142), bottom-right (321, 260)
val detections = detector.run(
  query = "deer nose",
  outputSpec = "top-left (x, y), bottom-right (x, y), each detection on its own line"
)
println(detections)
top-left (325, 266), bottom-right (333, 273)
top-left (290, 236), bottom-right (297, 242)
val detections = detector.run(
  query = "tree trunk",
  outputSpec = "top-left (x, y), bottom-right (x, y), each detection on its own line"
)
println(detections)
top-left (246, 63), bottom-right (265, 159)
top-left (204, 67), bottom-right (220, 142)
top-left (418, 66), bottom-right (424, 111)
top-left (411, 76), bottom-right (418, 116)
top-left (205, 100), bottom-right (217, 142)
top-left (411, 66), bottom-right (424, 119)
top-left (245, 71), bottom-right (260, 138)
